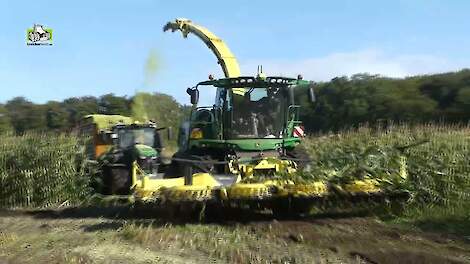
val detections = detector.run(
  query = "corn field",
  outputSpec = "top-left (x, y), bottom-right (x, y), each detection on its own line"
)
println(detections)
top-left (0, 133), bottom-right (91, 208)
top-left (303, 123), bottom-right (470, 215)
top-left (0, 124), bottom-right (469, 216)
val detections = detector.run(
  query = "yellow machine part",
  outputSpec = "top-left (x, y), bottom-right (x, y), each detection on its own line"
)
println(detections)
top-left (130, 161), bottom-right (386, 203)
top-left (234, 158), bottom-right (297, 178)
top-left (163, 18), bottom-right (240, 78)
top-left (225, 183), bottom-right (272, 200)
top-left (163, 18), bottom-right (245, 96)
top-left (130, 160), bottom-right (221, 202)
top-left (82, 114), bottom-right (135, 131)
top-left (160, 185), bottom-right (215, 202)
top-left (133, 172), bottom-right (221, 199)
top-left (343, 179), bottom-right (382, 193)
top-left (281, 182), bottom-right (329, 197)
top-left (224, 180), bottom-right (329, 200)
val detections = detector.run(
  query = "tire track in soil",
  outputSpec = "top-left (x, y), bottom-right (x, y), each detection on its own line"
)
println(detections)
top-left (1, 208), bottom-right (469, 264)
top-left (245, 217), bottom-right (470, 264)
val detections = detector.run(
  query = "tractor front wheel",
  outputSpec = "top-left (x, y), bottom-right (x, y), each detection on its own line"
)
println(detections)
top-left (164, 151), bottom-right (214, 178)
top-left (103, 164), bottom-right (131, 195)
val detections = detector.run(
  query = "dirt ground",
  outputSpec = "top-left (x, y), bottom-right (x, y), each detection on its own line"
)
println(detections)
top-left (0, 207), bottom-right (469, 264)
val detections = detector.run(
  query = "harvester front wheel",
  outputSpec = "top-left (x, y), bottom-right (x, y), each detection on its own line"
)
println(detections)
top-left (164, 151), bottom-right (214, 178)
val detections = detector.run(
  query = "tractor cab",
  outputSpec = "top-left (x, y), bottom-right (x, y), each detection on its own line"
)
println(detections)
top-left (170, 76), bottom-right (316, 178)
top-left (110, 123), bottom-right (163, 175)
top-left (112, 123), bottom-right (162, 153)
top-left (183, 76), bottom-right (315, 150)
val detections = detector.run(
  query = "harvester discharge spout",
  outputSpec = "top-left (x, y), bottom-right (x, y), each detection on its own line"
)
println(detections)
top-left (163, 18), bottom-right (240, 78)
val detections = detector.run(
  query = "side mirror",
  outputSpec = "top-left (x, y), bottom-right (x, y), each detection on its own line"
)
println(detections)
top-left (167, 127), bottom-right (173, 141)
top-left (308, 82), bottom-right (316, 103)
top-left (187, 87), bottom-right (199, 105)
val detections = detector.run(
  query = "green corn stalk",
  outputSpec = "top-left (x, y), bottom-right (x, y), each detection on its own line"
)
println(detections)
top-left (0, 132), bottom-right (92, 208)
top-left (301, 123), bottom-right (470, 214)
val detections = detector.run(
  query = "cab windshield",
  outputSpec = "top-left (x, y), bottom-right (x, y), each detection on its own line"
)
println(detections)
top-left (116, 127), bottom-right (155, 148)
top-left (228, 87), bottom-right (285, 139)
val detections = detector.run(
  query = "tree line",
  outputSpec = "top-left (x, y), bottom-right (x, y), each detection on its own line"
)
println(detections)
top-left (0, 92), bottom-right (189, 134)
top-left (0, 70), bottom-right (469, 134)
top-left (296, 70), bottom-right (470, 132)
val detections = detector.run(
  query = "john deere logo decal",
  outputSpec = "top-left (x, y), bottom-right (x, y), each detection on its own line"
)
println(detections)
top-left (27, 24), bottom-right (53, 46)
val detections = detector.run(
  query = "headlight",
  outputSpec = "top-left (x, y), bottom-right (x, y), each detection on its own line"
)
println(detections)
top-left (190, 128), bottom-right (203, 139)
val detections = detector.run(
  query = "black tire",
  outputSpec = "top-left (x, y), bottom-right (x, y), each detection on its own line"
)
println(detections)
top-left (103, 164), bottom-right (131, 195)
top-left (164, 151), bottom-right (215, 179)
top-left (190, 154), bottom-right (214, 173)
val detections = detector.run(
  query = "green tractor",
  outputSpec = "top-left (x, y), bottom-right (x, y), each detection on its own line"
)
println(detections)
top-left (168, 73), bottom-right (316, 184)
top-left (81, 114), bottom-right (168, 195)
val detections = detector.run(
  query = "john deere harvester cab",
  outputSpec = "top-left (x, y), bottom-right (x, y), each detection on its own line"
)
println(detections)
top-left (170, 74), bottom-right (315, 182)
top-left (81, 114), bottom-right (165, 194)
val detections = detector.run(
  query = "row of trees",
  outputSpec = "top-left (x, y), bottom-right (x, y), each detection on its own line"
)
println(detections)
top-left (0, 93), bottom-right (189, 134)
top-left (1, 70), bottom-right (469, 134)
top-left (296, 70), bottom-right (470, 131)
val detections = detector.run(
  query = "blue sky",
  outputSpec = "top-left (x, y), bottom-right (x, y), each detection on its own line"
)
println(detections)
top-left (1, 0), bottom-right (469, 105)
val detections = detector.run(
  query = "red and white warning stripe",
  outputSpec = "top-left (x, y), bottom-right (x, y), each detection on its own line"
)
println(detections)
top-left (293, 125), bottom-right (305, 137)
